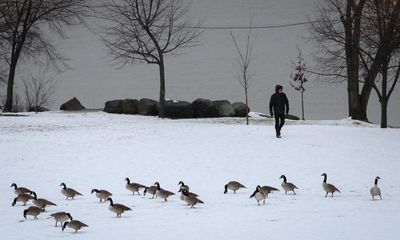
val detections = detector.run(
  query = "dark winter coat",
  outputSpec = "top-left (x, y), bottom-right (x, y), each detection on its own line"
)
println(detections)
top-left (269, 85), bottom-right (289, 116)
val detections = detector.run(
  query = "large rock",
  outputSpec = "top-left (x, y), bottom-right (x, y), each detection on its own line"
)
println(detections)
top-left (104, 100), bottom-right (123, 114)
top-left (286, 114), bottom-right (300, 120)
top-left (122, 99), bottom-right (138, 115)
top-left (192, 98), bottom-right (218, 118)
top-left (232, 102), bottom-right (250, 117)
top-left (28, 106), bottom-right (49, 112)
top-left (163, 100), bottom-right (193, 119)
top-left (213, 100), bottom-right (235, 117)
top-left (138, 98), bottom-right (158, 116)
top-left (60, 97), bottom-right (86, 111)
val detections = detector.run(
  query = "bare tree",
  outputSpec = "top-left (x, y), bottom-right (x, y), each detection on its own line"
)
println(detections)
top-left (230, 22), bottom-right (255, 125)
top-left (0, 0), bottom-right (90, 112)
top-left (309, 0), bottom-right (400, 121)
top-left (22, 70), bottom-right (58, 113)
top-left (360, 0), bottom-right (400, 128)
top-left (98, 0), bottom-right (202, 117)
top-left (290, 48), bottom-right (308, 121)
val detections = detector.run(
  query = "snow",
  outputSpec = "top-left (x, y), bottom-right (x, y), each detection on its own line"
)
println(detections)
top-left (1, 112), bottom-right (399, 240)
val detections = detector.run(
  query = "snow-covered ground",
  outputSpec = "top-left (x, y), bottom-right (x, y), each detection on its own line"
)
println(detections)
top-left (1, 112), bottom-right (399, 240)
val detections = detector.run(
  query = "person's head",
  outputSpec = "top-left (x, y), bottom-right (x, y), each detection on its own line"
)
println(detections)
top-left (275, 85), bottom-right (283, 94)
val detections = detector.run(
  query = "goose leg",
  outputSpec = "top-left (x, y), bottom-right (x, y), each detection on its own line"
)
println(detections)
top-left (293, 190), bottom-right (296, 195)
top-left (285, 191), bottom-right (287, 195)
top-left (379, 195), bottom-right (382, 200)
top-left (325, 192), bottom-right (328, 197)
top-left (263, 200), bottom-right (265, 204)
top-left (331, 192), bottom-right (334, 197)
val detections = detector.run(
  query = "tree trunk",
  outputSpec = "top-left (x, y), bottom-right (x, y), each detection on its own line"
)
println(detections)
top-left (158, 53), bottom-right (166, 118)
top-left (380, 99), bottom-right (388, 128)
top-left (245, 87), bottom-right (249, 125)
top-left (4, 58), bottom-right (18, 112)
top-left (301, 91), bottom-right (305, 120)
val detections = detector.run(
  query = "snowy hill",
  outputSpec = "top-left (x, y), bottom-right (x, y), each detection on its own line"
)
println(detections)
top-left (1, 112), bottom-right (399, 240)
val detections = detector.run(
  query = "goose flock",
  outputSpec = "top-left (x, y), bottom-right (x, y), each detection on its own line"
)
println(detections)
top-left (9, 174), bottom-right (383, 233)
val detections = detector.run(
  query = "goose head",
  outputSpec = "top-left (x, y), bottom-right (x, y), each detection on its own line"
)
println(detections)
top-left (11, 198), bottom-right (17, 206)
top-left (60, 183), bottom-right (66, 189)
top-left (224, 184), bottom-right (228, 194)
top-left (67, 213), bottom-right (73, 220)
top-left (124, 178), bottom-right (130, 184)
top-left (91, 189), bottom-right (99, 194)
top-left (10, 183), bottom-right (17, 189)
top-left (32, 191), bottom-right (37, 200)
top-left (280, 175), bottom-right (287, 182)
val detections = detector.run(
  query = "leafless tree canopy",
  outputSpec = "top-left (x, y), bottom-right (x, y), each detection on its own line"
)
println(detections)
top-left (99, 0), bottom-right (202, 66)
top-left (0, 0), bottom-right (91, 112)
top-left (22, 70), bottom-right (58, 112)
top-left (309, 0), bottom-right (400, 121)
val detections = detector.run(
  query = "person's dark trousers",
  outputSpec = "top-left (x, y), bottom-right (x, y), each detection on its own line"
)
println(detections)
top-left (274, 114), bottom-right (285, 137)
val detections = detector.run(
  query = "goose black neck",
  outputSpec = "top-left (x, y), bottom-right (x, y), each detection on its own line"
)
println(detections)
top-left (155, 182), bottom-right (160, 190)
top-left (323, 174), bottom-right (327, 183)
top-left (125, 178), bottom-right (130, 184)
top-left (282, 176), bottom-right (287, 183)
top-left (61, 183), bottom-right (66, 189)
top-left (108, 198), bottom-right (114, 206)
top-left (375, 178), bottom-right (379, 185)
top-left (33, 192), bottom-right (37, 199)
top-left (11, 183), bottom-right (17, 189)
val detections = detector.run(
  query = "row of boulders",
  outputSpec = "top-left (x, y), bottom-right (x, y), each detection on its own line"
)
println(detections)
top-left (103, 98), bottom-right (250, 119)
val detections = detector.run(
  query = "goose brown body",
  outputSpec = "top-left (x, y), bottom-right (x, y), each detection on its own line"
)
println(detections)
top-left (32, 192), bottom-right (57, 210)
top-left (10, 183), bottom-right (32, 195)
top-left (182, 189), bottom-right (204, 208)
top-left (224, 181), bottom-right (246, 194)
top-left (62, 220), bottom-right (88, 232)
top-left (12, 193), bottom-right (34, 206)
top-left (370, 176), bottom-right (382, 200)
top-left (60, 183), bottom-right (82, 200)
top-left (23, 206), bottom-right (41, 220)
top-left (280, 175), bottom-right (298, 195)
top-left (321, 173), bottom-right (341, 197)
top-left (48, 212), bottom-right (72, 227)
top-left (125, 178), bottom-right (146, 195)
top-left (91, 189), bottom-right (112, 202)
top-left (144, 186), bottom-right (158, 198)
top-left (106, 197), bottom-right (132, 217)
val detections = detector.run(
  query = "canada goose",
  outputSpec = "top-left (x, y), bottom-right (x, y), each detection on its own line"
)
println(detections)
top-left (182, 189), bottom-right (204, 208)
top-left (321, 173), bottom-right (341, 197)
top-left (31, 192), bottom-right (57, 210)
top-left (178, 188), bottom-right (199, 201)
top-left (10, 183), bottom-right (32, 195)
top-left (144, 186), bottom-right (158, 199)
top-left (48, 212), bottom-right (72, 227)
top-left (370, 176), bottom-right (382, 200)
top-left (250, 186), bottom-right (267, 205)
top-left (62, 220), bottom-right (88, 233)
top-left (23, 206), bottom-right (42, 220)
top-left (12, 193), bottom-right (34, 206)
top-left (91, 189), bottom-right (112, 202)
top-left (125, 178), bottom-right (146, 195)
top-left (178, 181), bottom-right (189, 192)
top-left (280, 175), bottom-right (298, 195)
top-left (154, 182), bottom-right (175, 201)
top-left (60, 183), bottom-right (82, 200)
top-left (224, 181), bottom-right (246, 194)
top-left (256, 185), bottom-right (279, 197)
top-left (106, 197), bottom-right (132, 217)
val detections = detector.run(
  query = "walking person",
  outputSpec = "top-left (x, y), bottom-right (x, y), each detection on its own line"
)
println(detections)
top-left (269, 85), bottom-right (289, 138)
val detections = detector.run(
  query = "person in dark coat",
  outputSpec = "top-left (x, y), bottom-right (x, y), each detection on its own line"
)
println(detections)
top-left (269, 85), bottom-right (289, 138)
